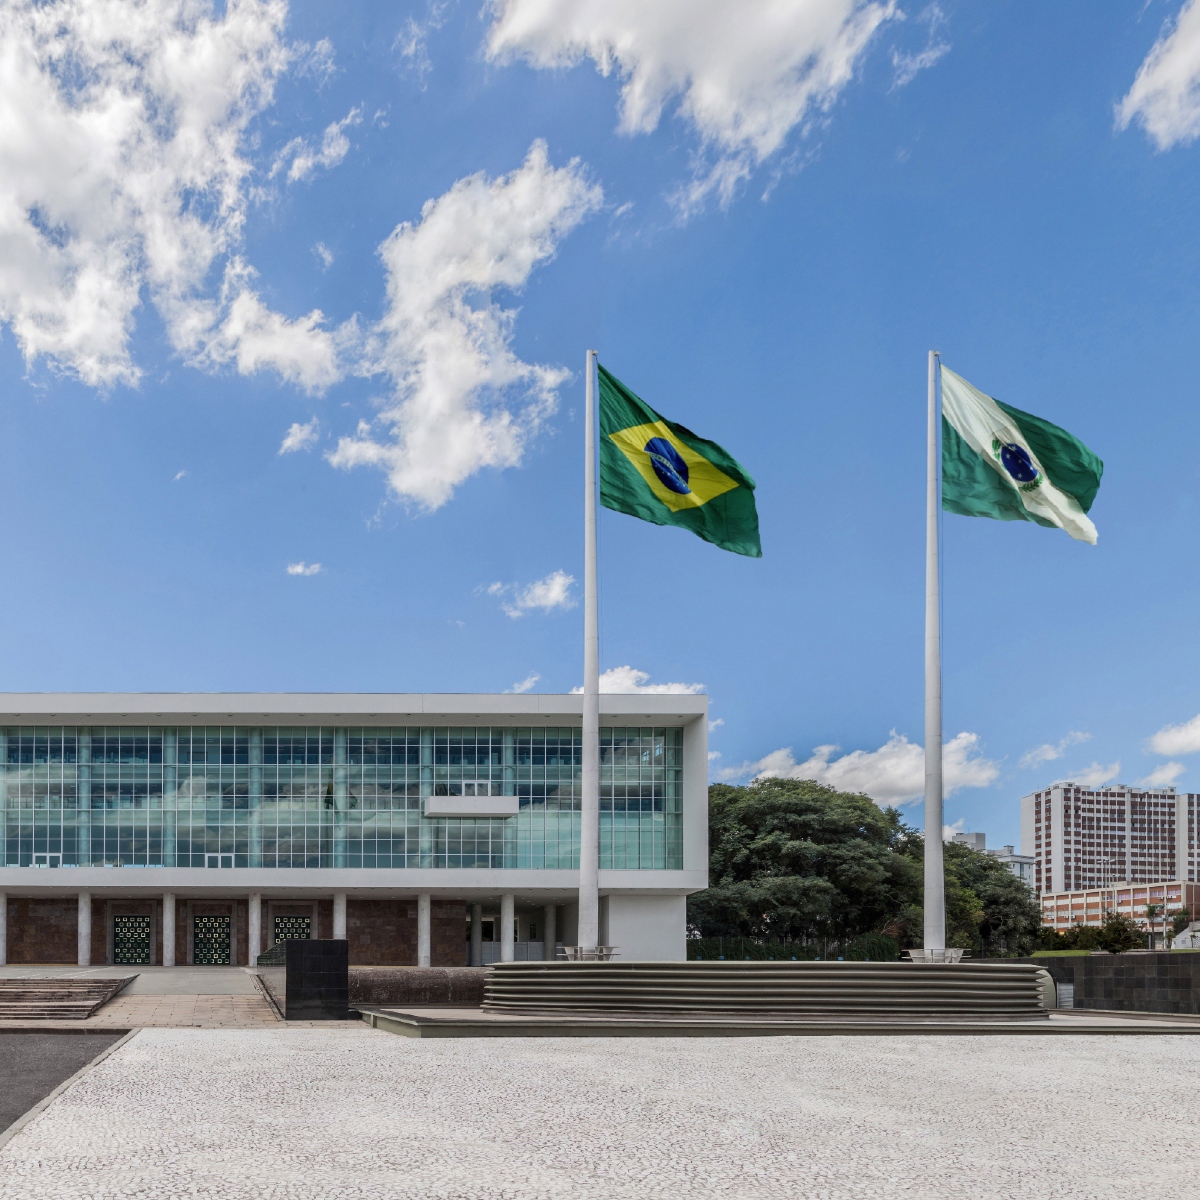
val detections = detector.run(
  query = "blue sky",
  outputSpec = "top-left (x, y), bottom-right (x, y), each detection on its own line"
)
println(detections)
top-left (5, 0), bottom-right (1200, 846)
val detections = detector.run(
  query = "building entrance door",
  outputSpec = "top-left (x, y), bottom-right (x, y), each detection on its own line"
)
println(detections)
top-left (194, 915), bottom-right (231, 964)
top-left (114, 915), bottom-right (151, 964)
top-left (274, 914), bottom-right (311, 944)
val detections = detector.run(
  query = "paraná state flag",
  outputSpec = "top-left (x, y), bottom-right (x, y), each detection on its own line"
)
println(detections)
top-left (941, 365), bottom-right (1103, 545)
top-left (598, 364), bottom-right (761, 557)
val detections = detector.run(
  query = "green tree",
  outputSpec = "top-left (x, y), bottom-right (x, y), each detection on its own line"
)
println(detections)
top-left (1171, 907), bottom-right (1192, 940)
top-left (687, 778), bottom-right (921, 943)
top-left (688, 779), bottom-right (1043, 954)
top-left (1096, 911), bottom-right (1145, 953)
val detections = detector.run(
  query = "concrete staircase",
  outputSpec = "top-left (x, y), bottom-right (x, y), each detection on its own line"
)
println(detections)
top-left (484, 961), bottom-right (1047, 1021)
top-left (0, 976), bottom-right (134, 1020)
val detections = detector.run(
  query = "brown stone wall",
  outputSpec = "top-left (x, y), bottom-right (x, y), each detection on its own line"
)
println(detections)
top-left (346, 898), bottom-right (416, 965)
top-left (317, 898), bottom-right (332, 940)
top-left (432, 901), bottom-right (467, 967)
top-left (6, 897), bottom-right (77, 964)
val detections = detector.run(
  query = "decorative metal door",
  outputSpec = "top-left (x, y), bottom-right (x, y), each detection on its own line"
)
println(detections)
top-left (274, 914), bottom-right (311, 944)
top-left (114, 915), bottom-right (151, 965)
top-left (194, 915), bottom-right (231, 965)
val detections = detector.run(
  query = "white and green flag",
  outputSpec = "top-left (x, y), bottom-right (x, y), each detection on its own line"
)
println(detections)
top-left (940, 366), bottom-right (1103, 544)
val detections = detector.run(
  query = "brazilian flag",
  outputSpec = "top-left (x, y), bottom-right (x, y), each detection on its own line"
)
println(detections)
top-left (598, 364), bottom-right (761, 557)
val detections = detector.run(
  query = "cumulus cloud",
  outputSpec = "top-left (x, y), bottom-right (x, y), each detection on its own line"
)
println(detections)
top-left (328, 142), bottom-right (603, 508)
top-left (286, 561), bottom-right (322, 575)
top-left (942, 817), bottom-right (965, 841)
top-left (1117, 0), bottom-right (1200, 149)
top-left (313, 242), bottom-right (334, 269)
top-left (272, 105), bottom-right (362, 182)
top-left (197, 261), bottom-right (347, 392)
top-left (0, 0), bottom-right (343, 390)
top-left (1139, 761), bottom-right (1185, 788)
top-left (1019, 730), bottom-right (1091, 770)
top-left (506, 672), bottom-right (541, 694)
top-left (173, 469), bottom-right (187, 481)
top-left (279, 416), bottom-right (320, 454)
top-left (717, 731), bottom-right (999, 807)
top-left (486, 569), bottom-right (576, 618)
top-left (1148, 713), bottom-right (1200, 757)
top-left (485, 0), bottom-right (895, 210)
top-left (572, 666), bottom-right (705, 695)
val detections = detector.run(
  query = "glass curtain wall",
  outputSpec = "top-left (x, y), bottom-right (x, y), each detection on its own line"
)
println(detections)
top-left (0, 726), bottom-right (683, 870)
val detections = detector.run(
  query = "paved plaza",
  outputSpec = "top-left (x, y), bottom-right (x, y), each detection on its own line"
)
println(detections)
top-left (2, 1029), bottom-right (1200, 1199)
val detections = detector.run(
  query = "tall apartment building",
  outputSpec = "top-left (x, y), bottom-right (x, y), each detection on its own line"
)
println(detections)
top-left (1020, 782), bottom-right (1199, 895)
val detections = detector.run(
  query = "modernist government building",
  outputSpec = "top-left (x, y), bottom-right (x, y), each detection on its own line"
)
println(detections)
top-left (0, 693), bottom-right (708, 967)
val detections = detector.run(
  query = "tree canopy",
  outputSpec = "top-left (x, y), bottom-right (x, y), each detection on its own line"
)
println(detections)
top-left (688, 777), bottom-right (1043, 956)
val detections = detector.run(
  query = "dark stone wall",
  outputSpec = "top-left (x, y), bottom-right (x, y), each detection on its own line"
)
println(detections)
top-left (349, 966), bottom-right (487, 1007)
top-left (6, 897), bottom-right (77, 963)
top-left (347, 898), bottom-right (415, 965)
top-left (433, 901), bottom-right (467, 967)
top-left (1013, 953), bottom-right (1200, 1014)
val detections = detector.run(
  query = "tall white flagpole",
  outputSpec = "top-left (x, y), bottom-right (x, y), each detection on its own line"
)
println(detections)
top-left (579, 348), bottom-right (601, 951)
top-left (924, 349), bottom-right (946, 951)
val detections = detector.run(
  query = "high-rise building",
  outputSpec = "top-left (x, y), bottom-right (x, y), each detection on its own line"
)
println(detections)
top-left (1020, 782), bottom-right (1198, 895)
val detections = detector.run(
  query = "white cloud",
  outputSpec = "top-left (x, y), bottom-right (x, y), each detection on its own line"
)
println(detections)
top-left (1048, 762), bottom-right (1122, 790)
top-left (198, 261), bottom-right (347, 393)
top-left (1139, 761), bottom-right (1185, 788)
top-left (708, 750), bottom-right (721, 762)
top-left (717, 731), bottom-right (999, 807)
top-left (572, 665), bottom-right (705, 695)
top-left (1117, 0), bottom-right (1200, 150)
top-left (890, 3), bottom-right (949, 89)
top-left (506, 672), bottom-right (540, 694)
top-left (395, 1), bottom-right (450, 87)
top-left (279, 416), bottom-right (320, 454)
top-left (273, 105), bottom-right (363, 183)
top-left (286, 561), bottom-right (322, 575)
top-left (709, 717), bottom-right (724, 732)
top-left (1019, 730), bottom-right (1091, 769)
top-left (313, 242), bottom-right (334, 269)
top-left (1148, 713), bottom-right (1200, 756)
top-left (173, 469), bottom-right (187, 481)
top-left (942, 817), bottom-right (965, 841)
top-left (485, 0), bottom-right (895, 210)
top-left (328, 142), bottom-right (603, 509)
top-left (0, 0), bottom-right (341, 390)
top-left (487, 569), bottom-right (576, 618)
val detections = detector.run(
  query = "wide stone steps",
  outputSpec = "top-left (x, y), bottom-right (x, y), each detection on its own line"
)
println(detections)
top-left (483, 961), bottom-right (1047, 1020)
top-left (0, 976), bottom-right (134, 1020)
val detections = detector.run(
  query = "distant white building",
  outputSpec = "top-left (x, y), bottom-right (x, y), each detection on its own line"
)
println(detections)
top-left (951, 831), bottom-right (1036, 888)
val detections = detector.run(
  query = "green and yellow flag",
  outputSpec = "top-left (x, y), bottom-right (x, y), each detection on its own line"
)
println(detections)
top-left (598, 364), bottom-right (761, 557)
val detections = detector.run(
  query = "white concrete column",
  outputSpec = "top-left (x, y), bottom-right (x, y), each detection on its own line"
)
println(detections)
top-left (542, 903), bottom-right (557, 962)
top-left (333, 893), bottom-right (347, 940)
top-left (470, 903), bottom-right (483, 967)
top-left (163, 893), bottom-right (176, 966)
top-left (77, 891), bottom-right (91, 967)
top-left (247, 893), bottom-right (261, 967)
top-left (417, 893), bottom-right (431, 967)
top-left (0, 892), bottom-right (7, 966)
top-left (500, 894), bottom-right (515, 963)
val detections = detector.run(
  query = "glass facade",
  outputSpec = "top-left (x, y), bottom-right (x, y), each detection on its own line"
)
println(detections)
top-left (0, 725), bottom-right (684, 871)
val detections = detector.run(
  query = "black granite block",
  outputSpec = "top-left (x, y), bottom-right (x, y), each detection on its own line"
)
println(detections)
top-left (285, 939), bottom-right (349, 1020)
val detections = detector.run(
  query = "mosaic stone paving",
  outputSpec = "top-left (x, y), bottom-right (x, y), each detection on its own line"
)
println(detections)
top-left (2, 1029), bottom-right (1199, 1198)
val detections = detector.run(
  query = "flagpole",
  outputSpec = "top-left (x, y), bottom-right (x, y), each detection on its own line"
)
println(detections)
top-left (579, 348), bottom-right (601, 951)
top-left (924, 349), bottom-right (946, 951)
